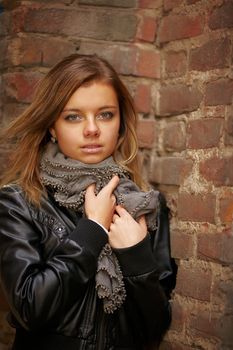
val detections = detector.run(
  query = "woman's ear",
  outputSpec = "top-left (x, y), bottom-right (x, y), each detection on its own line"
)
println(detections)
top-left (49, 127), bottom-right (56, 139)
top-left (49, 127), bottom-right (57, 143)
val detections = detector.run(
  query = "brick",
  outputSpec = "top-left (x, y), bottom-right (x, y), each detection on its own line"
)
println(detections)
top-left (158, 14), bottom-right (204, 43)
top-left (170, 230), bottom-right (194, 259)
top-left (135, 49), bottom-right (160, 78)
top-left (164, 0), bottom-right (182, 11)
top-left (2, 103), bottom-right (27, 126)
top-left (187, 0), bottom-right (201, 3)
top-left (205, 79), bottom-right (233, 106)
top-left (197, 232), bottom-right (233, 264)
top-left (7, 37), bottom-right (42, 67)
top-left (79, 0), bottom-right (137, 6)
top-left (213, 277), bottom-right (233, 313)
top-left (199, 156), bottom-right (233, 186)
top-left (138, 0), bottom-right (162, 9)
top-left (111, 46), bottom-right (138, 76)
top-left (149, 157), bottom-right (193, 186)
top-left (7, 36), bottom-right (77, 67)
top-left (163, 121), bottom-right (186, 151)
top-left (187, 118), bottom-right (222, 149)
top-left (136, 119), bottom-right (156, 148)
top-left (79, 42), bottom-right (138, 76)
top-left (225, 108), bottom-right (233, 146)
top-left (158, 84), bottom-right (202, 116)
top-left (190, 309), bottom-right (233, 344)
top-left (134, 84), bottom-right (152, 114)
top-left (190, 38), bottom-right (231, 71)
top-left (176, 265), bottom-right (212, 301)
top-left (23, 8), bottom-right (73, 34)
top-left (219, 190), bottom-right (233, 224)
top-left (24, 8), bottom-right (137, 42)
top-left (38, 0), bottom-right (73, 3)
top-left (178, 193), bottom-right (216, 223)
top-left (164, 50), bottom-right (187, 77)
top-left (12, 4), bottom-right (35, 34)
top-left (169, 299), bottom-right (186, 332)
top-left (0, 0), bottom-right (20, 10)
top-left (0, 76), bottom-right (3, 108)
top-left (136, 15), bottom-right (157, 42)
top-left (3, 72), bottom-right (43, 103)
top-left (0, 12), bottom-right (11, 36)
top-left (0, 39), bottom-right (8, 70)
top-left (209, 1), bottom-right (233, 30)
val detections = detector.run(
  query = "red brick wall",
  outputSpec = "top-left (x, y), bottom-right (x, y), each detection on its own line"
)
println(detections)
top-left (0, 0), bottom-right (233, 349)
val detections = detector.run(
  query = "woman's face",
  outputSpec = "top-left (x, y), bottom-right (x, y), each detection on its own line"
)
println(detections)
top-left (50, 81), bottom-right (121, 164)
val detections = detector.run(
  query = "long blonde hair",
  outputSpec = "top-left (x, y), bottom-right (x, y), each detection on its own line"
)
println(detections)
top-left (1, 54), bottom-right (146, 205)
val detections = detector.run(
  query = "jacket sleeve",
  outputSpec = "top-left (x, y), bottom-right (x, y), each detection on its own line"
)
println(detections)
top-left (113, 193), bottom-right (176, 346)
top-left (0, 186), bottom-right (108, 330)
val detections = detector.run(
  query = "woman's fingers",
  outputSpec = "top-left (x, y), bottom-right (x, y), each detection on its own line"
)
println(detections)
top-left (84, 176), bottom-right (119, 230)
top-left (85, 183), bottom-right (96, 199)
top-left (109, 207), bottom-right (147, 249)
top-left (99, 175), bottom-right (119, 196)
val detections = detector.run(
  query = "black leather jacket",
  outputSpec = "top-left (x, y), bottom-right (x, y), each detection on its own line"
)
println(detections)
top-left (0, 185), bottom-right (174, 350)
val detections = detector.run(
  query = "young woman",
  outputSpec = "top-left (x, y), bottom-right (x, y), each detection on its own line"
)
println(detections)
top-left (0, 54), bottom-right (175, 350)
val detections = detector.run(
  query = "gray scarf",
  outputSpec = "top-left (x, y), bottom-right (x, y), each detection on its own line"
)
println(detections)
top-left (40, 142), bottom-right (159, 313)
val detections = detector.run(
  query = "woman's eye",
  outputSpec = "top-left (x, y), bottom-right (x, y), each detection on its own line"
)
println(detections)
top-left (65, 114), bottom-right (82, 121)
top-left (97, 111), bottom-right (114, 120)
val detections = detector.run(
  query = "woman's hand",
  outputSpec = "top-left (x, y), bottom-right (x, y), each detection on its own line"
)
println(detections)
top-left (85, 175), bottom-right (119, 230)
top-left (109, 205), bottom-right (147, 249)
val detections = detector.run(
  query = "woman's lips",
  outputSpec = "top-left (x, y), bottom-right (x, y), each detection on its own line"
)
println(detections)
top-left (81, 145), bottom-right (103, 153)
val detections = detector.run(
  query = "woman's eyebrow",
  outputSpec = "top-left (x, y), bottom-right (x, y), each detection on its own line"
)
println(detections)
top-left (62, 105), bottom-right (118, 112)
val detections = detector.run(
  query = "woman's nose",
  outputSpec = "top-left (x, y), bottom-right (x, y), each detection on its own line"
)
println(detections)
top-left (83, 118), bottom-right (100, 137)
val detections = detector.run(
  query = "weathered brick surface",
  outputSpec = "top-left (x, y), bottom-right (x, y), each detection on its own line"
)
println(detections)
top-left (190, 37), bottom-right (231, 71)
top-left (177, 193), bottom-right (216, 223)
top-left (170, 230), bottom-right (194, 260)
top-left (3, 72), bottom-right (43, 103)
top-left (138, 0), bottom-right (162, 9)
top-left (169, 299), bottom-right (186, 333)
top-left (158, 84), bottom-right (202, 116)
top-left (208, 1), bottom-right (233, 30)
top-left (1, 0), bottom-right (233, 349)
top-left (176, 264), bottom-right (212, 301)
top-left (24, 8), bottom-right (138, 41)
top-left (136, 119), bottom-right (156, 148)
top-left (135, 49), bottom-right (160, 78)
top-left (225, 107), bottom-right (233, 145)
top-left (134, 84), bottom-right (152, 114)
top-left (219, 190), bottom-right (233, 224)
top-left (197, 232), bottom-right (233, 264)
top-left (164, 0), bottom-right (183, 11)
top-left (0, 11), bottom-right (11, 36)
top-left (163, 121), bottom-right (186, 151)
top-left (79, 42), bottom-right (138, 76)
top-left (149, 157), bottom-right (193, 186)
top-left (199, 156), bottom-right (233, 186)
top-left (136, 14), bottom-right (157, 42)
top-left (205, 78), bottom-right (233, 106)
top-left (6, 36), bottom-right (77, 67)
top-left (79, 0), bottom-right (137, 7)
top-left (187, 118), bottom-right (222, 149)
top-left (158, 14), bottom-right (204, 43)
top-left (164, 50), bottom-right (187, 77)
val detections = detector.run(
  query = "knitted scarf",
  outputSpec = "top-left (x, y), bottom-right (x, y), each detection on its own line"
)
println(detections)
top-left (40, 142), bottom-right (159, 313)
